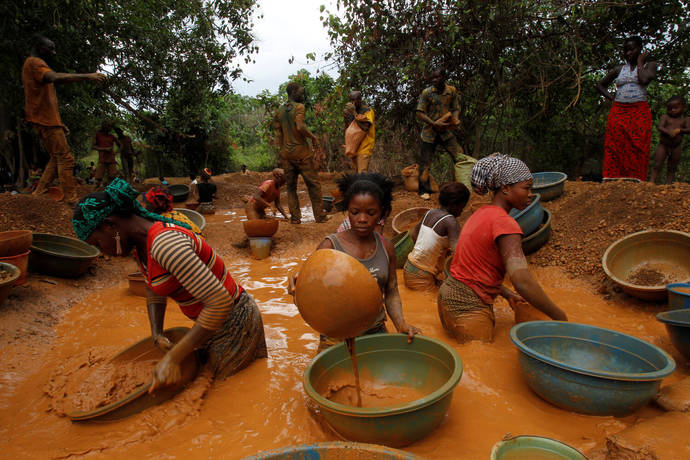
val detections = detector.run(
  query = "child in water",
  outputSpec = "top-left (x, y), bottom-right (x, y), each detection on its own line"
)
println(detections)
top-left (651, 96), bottom-right (689, 184)
top-left (404, 182), bottom-right (469, 291)
top-left (302, 172), bottom-right (422, 353)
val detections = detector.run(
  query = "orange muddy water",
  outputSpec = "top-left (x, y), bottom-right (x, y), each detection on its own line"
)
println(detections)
top-left (0, 241), bottom-right (688, 458)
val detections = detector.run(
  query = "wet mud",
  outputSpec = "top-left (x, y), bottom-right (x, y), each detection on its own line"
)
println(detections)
top-left (323, 379), bottom-right (427, 408)
top-left (45, 347), bottom-right (155, 415)
top-left (627, 263), bottom-right (685, 286)
top-left (1, 202), bottom-right (689, 459)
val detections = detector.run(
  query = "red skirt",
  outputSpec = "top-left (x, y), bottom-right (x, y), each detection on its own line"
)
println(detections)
top-left (602, 101), bottom-right (652, 181)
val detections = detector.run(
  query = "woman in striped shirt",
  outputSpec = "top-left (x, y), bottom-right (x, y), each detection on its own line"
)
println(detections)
top-left (73, 178), bottom-right (267, 391)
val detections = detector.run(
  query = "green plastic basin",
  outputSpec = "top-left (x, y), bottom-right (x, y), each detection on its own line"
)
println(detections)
top-left (304, 333), bottom-right (462, 448)
top-left (491, 435), bottom-right (587, 460)
top-left (392, 231), bottom-right (414, 269)
top-left (244, 441), bottom-right (426, 459)
top-left (29, 233), bottom-right (100, 278)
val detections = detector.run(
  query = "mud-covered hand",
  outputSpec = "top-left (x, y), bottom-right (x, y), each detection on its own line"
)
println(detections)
top-left (287, 271), bottom-right (297, 297)
top-left (149, 353), bottom-right (182, 393)
top-left (398, 322), bottom-right (422, 343)
top-left (153, 334), bottom-right (173, 352)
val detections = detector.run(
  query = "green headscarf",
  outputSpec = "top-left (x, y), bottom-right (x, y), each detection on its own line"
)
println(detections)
top-left (73, 178), bottom-right (191, 240)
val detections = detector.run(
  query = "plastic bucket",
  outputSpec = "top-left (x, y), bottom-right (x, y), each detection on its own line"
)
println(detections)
top-left (249, 237), bottom-right (272, 259)
top-left (491, 435), bottom-right (587, 459)
top-left (0, 250), bottom-right (30, 286)
top-left (667, 283), bottom-right (690, 310)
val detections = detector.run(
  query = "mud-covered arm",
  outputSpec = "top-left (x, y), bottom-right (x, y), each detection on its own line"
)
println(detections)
top-left (44, 70), bottom-right (106, 85)
top-left (149, 231), bottom-right (239, 390)
top-left (382, 238), bottom-right (422, 342)
top-left (497, 234), bottom-right (567, 321)
top-left (145, 287), bottom-right (173, 351)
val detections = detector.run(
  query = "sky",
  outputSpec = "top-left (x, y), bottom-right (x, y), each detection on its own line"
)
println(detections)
top-left (231, 0), bottom-right (338, 96)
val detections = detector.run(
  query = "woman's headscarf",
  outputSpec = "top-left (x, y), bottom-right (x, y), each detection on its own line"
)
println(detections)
top-left (201, 168), bottom-right (212, 180)
top-left (144, 186), bottom-right (173, 213)
top-left (73, 177), bottom-right (191, 240)
top-left (470, 153), bottom-right (533, 195)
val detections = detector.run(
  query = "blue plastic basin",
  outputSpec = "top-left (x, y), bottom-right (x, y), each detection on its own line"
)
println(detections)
top-left (532, 172), bottom-right (567, 201)
top-left (509, 193), bottom-right (543, 237)
top-left (243, 441), bottom-right (426, 459)
top-left (657, 309), bottom-right (690, 360)
top-left (667, 283), bottom-right (690, 310)
top-left (510, 321), bottom-right (675, 416)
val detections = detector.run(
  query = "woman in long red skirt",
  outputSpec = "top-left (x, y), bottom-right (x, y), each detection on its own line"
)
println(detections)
top-left (596, 36), bottom-right (657, 181)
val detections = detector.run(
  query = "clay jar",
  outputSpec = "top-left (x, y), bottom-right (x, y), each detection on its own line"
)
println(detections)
top-left (243, 219), bottom-right (279, 238)
top-left (295, 249), bottom-right (382, 339)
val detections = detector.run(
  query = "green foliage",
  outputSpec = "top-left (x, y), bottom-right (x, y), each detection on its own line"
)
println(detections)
top-left (322, 0), bottom-right (690, 179)
top-left (1, 0), bottom-right (258, 178)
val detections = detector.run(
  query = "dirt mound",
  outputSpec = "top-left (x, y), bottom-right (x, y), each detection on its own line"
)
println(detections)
top-left (529, 180), bottom-right (690, 282)
top-left (0, 193), bottom-right (76, 236)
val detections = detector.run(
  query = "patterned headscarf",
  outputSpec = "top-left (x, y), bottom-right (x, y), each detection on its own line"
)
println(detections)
top-left (144, 186), bottom-right (173, 213)
top-left (73, 178), bottom-right (190, 240)
top-left (470, 153), bottom-right (533, 195)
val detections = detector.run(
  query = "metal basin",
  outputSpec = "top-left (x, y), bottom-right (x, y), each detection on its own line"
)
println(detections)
top-left (173, 208), bottom-right (206, 232)
top-left (392, 231), bottom-right (414, 269)
top-left (243, 219), bottom-right (279, 238)
top-left (0, 262), bottom-right (21, 305)
top-left (491, 435), bottom-right (587, 460)
top-left (510, 321), bottom-right (675, 416)
top-left (29, 233), bottom-right (100, 278)
top-left (532, 172), bottom-right (567, 201)
top-left (521, 209), bottom-right (552, 255)
top-left (0, 230), bottom-right (32, 257)
top-left (602, 230), bottom-right (690, 301)
top-left (667, 283), bottom-right (690, 310)
top-left (657, 309), bottom-right (690, 361)
top-left (392, 207), bottom-right (430, 235)
top-left (168, 184), bottom-right (190, 202)
top-left (244, 441), bottom-right (426, 460)
top-left (509, 193), bottom-right (543, 236)
top-left (68, 327), bottom-right (199, 421)
top-left (304, 333), bottom-right (462, 447)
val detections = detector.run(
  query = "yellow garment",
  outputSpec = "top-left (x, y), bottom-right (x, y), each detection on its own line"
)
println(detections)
top-left (356, 108), bottom-right (375, 156)
top-left (161, 210), bottom-right (203, 236)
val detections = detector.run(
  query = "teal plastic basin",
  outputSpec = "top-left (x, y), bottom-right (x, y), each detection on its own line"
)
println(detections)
top-left (667, 283), bottom-right (690, 310)
top-left (491, 435), bottom-right (587, 460)
top-left (532, 172), bottom-right (567, 201)
top-left (392, 231), bottom-right (414, 269)
top-left (244, 441), bottom-right (426, 459)
top-left (304, 333), bottom-right (462, 447)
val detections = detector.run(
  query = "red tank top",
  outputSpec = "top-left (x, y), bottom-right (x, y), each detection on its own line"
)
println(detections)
top-left (136, 222), bottom-right (243, 320)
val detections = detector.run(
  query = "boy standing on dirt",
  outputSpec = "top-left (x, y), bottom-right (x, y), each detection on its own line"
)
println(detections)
top-left (651, 96), bottom-right (689, 184)
top-left (113, 127), bottom-right (137, 183)
top-left (415, 68), bottom-right (462, 200)
top-left (22, 35), bottom-right (106, 203)
top-left (273, 82), bottom-right (328, 224)
top-left (91, 121), bottom-right (119, 189)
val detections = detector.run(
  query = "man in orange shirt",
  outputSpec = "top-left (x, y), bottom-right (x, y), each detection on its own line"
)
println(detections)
top-left (22, 35), bottom-right (106, 203)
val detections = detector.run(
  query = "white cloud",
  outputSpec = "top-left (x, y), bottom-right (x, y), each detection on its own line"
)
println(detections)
top-left (231, 0), bottom-right (338, 96)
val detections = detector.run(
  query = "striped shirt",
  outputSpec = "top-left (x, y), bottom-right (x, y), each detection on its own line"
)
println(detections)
top-left (139, 222), bottom-right (241, 330)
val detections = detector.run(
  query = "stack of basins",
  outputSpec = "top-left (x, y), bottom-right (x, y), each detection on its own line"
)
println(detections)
top-left (509, 193), bottom-right (551, 255)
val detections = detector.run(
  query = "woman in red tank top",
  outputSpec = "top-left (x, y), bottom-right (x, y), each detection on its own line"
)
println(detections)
top-left (73, 178), bottom-right (267, 390)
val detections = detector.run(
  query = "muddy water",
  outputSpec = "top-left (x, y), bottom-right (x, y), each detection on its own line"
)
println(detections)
top-left (344, 337), bottom-right (362, 407)
top-left (0, 252), bottom-right (688, 457)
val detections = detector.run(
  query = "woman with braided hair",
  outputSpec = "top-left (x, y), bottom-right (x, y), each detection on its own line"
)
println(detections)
top-left (296, 172), bottom-right (422, 353)
top-left (438, 154), bottom-right (567, 343)
top-left (73, 178), bottom-right (267, 391)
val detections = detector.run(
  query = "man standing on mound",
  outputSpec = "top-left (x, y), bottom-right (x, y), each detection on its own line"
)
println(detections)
top-left (273, 82), bottom-right (328, 224)
top-left (22, 35), bottom-right (106, 204)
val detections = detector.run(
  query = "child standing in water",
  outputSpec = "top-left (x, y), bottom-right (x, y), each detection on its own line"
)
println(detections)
top-left (651, 96), bottom-right (689, 184)
top-left (404, 182), bottom-right (469, 291)
top-left (297, 173), bottom-right (422, 353)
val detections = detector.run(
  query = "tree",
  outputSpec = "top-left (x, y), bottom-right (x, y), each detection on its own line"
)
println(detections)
top-left (0, 0), bottom-right (258, 182)
top-left (322, 0), bottom-right (690, 179)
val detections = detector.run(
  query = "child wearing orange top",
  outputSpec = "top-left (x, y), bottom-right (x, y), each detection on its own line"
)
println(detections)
top-left (245, 168), bottom-right (288, 219)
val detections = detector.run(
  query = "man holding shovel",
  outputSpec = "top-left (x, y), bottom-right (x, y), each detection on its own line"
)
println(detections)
top-left (415, 68), bottom-right (463, 199)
